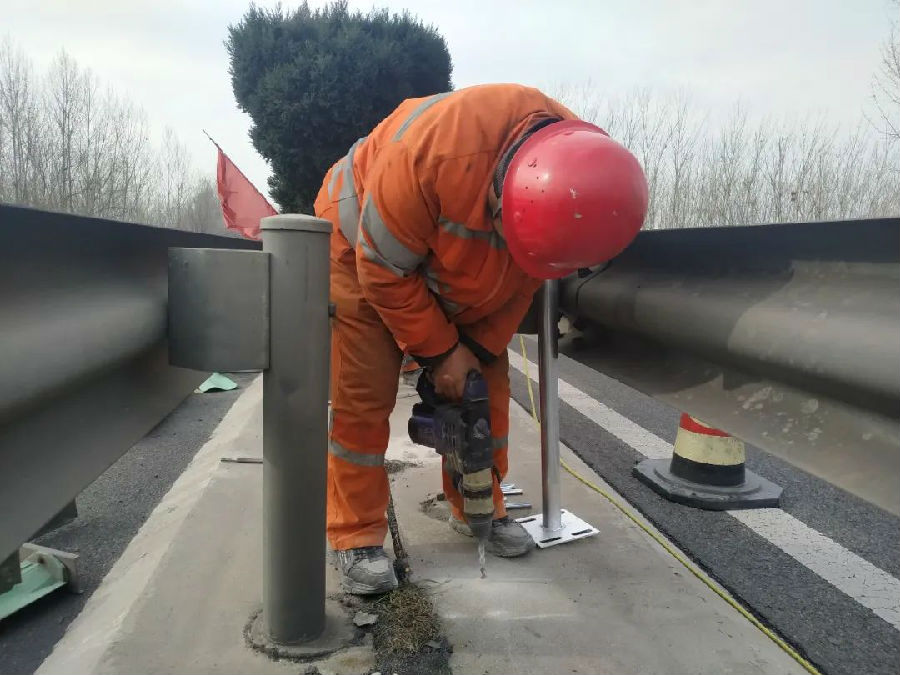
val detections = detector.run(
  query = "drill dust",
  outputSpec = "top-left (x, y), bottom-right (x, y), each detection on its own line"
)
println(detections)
top-left (384, 458), bottom-right (418, 474)
top-left (419, 492), bottom-right (451, 522)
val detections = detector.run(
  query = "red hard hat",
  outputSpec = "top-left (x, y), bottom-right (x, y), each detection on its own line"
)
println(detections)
top-left (502, 120), bottom-right (648, 279)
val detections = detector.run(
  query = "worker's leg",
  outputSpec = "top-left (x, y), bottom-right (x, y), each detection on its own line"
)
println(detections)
top-left (315, 181), bottom-right (402, 552)
top-left (443, 350), bottom-right (510, 522)
top-left (327, 241), bottom-right (402, 550)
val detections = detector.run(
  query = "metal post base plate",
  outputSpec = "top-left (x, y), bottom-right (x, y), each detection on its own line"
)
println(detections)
top-left (516, 509), bottom-right (599, 548)
top-left (633, 458), bottom-right (782, 510)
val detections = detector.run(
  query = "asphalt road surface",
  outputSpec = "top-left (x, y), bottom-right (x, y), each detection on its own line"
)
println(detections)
top-left (510, 335), bottom-right (899, 675)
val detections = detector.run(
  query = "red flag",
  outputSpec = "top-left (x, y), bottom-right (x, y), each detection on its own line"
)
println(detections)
top-left (215, 146), bottom-right (277, 240)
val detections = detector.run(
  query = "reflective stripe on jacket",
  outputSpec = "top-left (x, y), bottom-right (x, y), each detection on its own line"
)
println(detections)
top-left (325, 84), bottom-right (577, 362)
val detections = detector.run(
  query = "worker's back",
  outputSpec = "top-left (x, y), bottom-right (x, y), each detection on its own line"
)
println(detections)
top-left (317, 84), bottom-right (576, 355)
top-left (352, 83), bottom-right (576, 237)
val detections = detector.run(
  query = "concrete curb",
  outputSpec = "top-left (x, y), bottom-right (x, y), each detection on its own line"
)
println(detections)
top-left (35, 377), bottom-right (263, 675)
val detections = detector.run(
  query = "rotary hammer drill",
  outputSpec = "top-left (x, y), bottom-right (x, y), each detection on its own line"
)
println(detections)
top-left (407, 370), bottom-right (494, 541)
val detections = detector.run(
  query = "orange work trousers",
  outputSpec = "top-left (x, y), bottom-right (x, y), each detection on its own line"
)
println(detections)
top-left (321, 216), bottom-right (511, 551)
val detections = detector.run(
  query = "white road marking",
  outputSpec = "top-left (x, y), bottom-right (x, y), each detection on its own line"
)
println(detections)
top-left (507, 349), bottom-right (671, 460)
top-left (730, 509), bottom-right (900, 630)
top-left (508, 347), bottom-right (900, 631)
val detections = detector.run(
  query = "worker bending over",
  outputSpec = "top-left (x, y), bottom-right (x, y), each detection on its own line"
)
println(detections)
top-left (314, 83), bottom-right (648, 594)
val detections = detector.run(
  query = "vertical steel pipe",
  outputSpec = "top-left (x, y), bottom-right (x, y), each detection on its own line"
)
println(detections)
top-left (261, 214), bottom-right (332, 643)
top-left (538, 279), bottom-right (562, 532)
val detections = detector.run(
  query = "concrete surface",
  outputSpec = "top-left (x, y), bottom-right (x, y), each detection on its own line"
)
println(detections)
top-left (37, 376), bottom-right (371, 675)
top-left (388, 390), bottom-right (808, 675)
top-left (0, 372), bottom-right (258, 675)
top-left (36, 377), bottom-right (809, 675)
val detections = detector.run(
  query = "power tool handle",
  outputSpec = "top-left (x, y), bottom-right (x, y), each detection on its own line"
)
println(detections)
top-left (416, 368), bottom-right (486, 405)
top-left (415, 370), bottom-right (438, 407)
top-left (461, 369), bottom-right (488, 402)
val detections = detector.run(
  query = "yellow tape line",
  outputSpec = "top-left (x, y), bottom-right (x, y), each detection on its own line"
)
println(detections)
top-left (516, 335), bottom-right (821, 675)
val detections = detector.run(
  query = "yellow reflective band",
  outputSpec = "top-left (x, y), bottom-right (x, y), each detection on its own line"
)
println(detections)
top-left (392, 92), bottom-right (452, 141)
top-left (359, 195), bottom-right (423, 276)
top-left (438, 217), bottom-right (505, 249)
top-left (337, 137), bottom-right (365, 246)
top-left (328, 439), bottom-right (384, 467)
top-left (327, 159), bottom-right (343, 198)
top-left (422, 266), bottom-right (462, 315)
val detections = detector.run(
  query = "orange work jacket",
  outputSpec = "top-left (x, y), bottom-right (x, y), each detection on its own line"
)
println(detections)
top-left (323, 83), bottom-right (577, 364)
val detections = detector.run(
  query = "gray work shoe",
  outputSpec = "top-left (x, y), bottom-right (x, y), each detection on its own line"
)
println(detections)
top-left (336, 546), bottom-right (398, 595)
top-left (450, 516), bottom-right (535, 558)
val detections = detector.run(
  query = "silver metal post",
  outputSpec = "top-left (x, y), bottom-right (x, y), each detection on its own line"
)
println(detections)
top-left (538, 279), bottom-right (562, 532)
top-left (261, 215), bottom-right (331, 643)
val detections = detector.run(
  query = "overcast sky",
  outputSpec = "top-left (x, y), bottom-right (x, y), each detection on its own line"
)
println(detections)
top-left (4, 0), bottom-right (894, 198)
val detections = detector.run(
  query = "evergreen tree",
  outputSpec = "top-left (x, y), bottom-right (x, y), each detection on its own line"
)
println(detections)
top-left (227, 2), bottom-right (453, 212)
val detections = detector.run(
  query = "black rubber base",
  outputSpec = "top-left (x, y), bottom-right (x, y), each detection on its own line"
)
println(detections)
top-left (633, 458), bottom-right (782, 510)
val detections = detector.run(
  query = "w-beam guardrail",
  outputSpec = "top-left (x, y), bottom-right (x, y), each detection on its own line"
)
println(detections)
top-left (3, 205), bottom-right (897, 641)
top-left (559, 218), bottom-right (900, 515)
top-left (0, 205), bottom-right (258, 561)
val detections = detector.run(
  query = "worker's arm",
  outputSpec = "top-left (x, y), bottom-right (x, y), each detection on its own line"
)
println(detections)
top-left (355, 146), bottom-right (459, 367)
top-left (457, 280), bottom-right (542, 363)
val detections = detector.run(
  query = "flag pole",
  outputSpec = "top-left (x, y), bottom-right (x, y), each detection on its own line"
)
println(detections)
top-left (201, 130), bottom-right (276, 212)
top-left (202, 129), bottom-right (221, 150)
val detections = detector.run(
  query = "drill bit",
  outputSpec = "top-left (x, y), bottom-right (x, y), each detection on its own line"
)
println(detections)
top-left (478, 540), bottom-right (486, 578)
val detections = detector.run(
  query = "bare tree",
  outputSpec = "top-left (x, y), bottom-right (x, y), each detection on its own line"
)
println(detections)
top-left (552, 83), bottom-right (900, 229)
top-left (0, 38), bottom-right (40, 205)
top-left (184, 176), bottom-right (230, 234)
top-left (148, 127), bottom-right (192, 228)
top-left (43, 51), bottom-right (86, 212)
top-left (666, 93), bottom-right (704, 228)
top-left (0, 39), bottom-right (226, 233)
top-left (870, 0), bottom-right (900, 143)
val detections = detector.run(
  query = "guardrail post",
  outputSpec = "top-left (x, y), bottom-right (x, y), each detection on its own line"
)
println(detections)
top-left (261, 215), bottom-right (331, 643)
top-left (518, 280), bottom-right (599, 548)
top-left (168, 214), bottom-right (346, 652)
top-left (538, 280), bottom-right (562, 532)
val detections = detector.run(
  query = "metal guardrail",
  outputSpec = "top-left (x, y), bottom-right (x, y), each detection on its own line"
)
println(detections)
top-left (167, 215), bottom-right (333, 646)
top-left (559, 218), bottom-right (900, 515)
top-left (2, 204), bottom-right (897, 575)
top-left (0, 205), bottom-right (258, 560)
